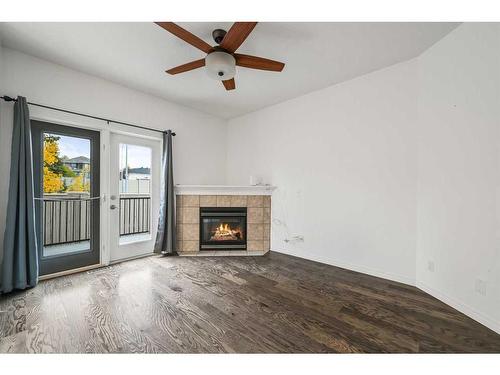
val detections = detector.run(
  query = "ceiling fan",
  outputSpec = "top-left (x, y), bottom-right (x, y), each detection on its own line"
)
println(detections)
top-left (155, 22), bottom-right (285, 91)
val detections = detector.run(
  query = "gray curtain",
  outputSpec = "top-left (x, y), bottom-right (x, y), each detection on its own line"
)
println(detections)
top-left (1, 96), bottom-right (39, 293)
top-left (154, 130), bottom-right (175, 255)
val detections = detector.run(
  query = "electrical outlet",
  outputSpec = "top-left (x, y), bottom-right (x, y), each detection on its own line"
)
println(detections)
top-left (475, 279), bottom-right (487, 296)
top-left (427, 261), bottom-right (435, 272)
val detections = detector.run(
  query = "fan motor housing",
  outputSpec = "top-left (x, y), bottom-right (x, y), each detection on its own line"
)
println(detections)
top-left (212, 29), bottom-right (227, 44)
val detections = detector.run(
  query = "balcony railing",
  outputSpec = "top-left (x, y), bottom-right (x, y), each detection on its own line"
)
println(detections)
top-left (43, 198), bottom-right (91, 246)
top-left (42, 195), bottom-right (151, 246)
top-left (119, 195), bottom-right (151, 236)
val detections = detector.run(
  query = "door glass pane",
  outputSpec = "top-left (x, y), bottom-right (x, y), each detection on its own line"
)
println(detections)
top-left (42, 133), bottom-right (92, 257)
top-left (119, 144), bottom-right (152, 245)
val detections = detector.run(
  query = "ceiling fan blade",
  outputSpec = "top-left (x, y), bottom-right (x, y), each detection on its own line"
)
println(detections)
top-left (222, 78), bottom-right (236, 90)
top-left (166, 59), bottom-right (206, 75)
top-left (155, 22), bottom-right (213, 54)
top-left (234, 54), bottom-right (285, 72)
top-left (219, 22), bottom-right (258, 52)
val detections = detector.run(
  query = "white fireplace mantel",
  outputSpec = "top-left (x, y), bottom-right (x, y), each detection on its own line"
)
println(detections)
top-left (174, 185), bottom-right (276, 196)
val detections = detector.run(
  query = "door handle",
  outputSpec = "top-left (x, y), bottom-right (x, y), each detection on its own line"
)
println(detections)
top-left (110, 204), bottom-right (118, 210)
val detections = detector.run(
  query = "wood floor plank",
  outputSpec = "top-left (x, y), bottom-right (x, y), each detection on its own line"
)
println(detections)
top-left (1, 251), bottom-right (500, 353)
top-left (0, 292), bottom-right (26, 339)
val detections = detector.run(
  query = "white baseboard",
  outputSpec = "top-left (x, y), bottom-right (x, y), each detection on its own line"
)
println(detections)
top-left (416, 281), bottom-right (500, 335)
top-left (270, 248), bottom-right (416, 286)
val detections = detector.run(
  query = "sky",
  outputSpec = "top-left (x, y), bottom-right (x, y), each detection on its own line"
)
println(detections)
top-left (53, 134), bottom-right (90, 159)
top-left (46, 133), bottom-right (151, 169)
top-left (119, 143), bottom-right (151, 170)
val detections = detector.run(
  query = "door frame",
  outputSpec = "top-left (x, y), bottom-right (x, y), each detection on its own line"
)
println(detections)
top-left (29, 109), bottom-right (163, 273)
top-left (108, 132), bottom-right (162, 263)
top-left (31, 120), bottom-right (101, 276)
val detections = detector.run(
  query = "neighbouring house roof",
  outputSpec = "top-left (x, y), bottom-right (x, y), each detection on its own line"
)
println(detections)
top-left (63, 156), bottom-right (90, 164)
top-left (125, 167), bottom-right (151, 175)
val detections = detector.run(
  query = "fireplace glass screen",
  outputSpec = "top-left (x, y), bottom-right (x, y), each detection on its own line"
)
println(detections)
top-left (200, 207), bottom-right (247, 250)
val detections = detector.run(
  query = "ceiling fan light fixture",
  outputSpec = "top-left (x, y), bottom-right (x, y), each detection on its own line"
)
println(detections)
top-left (157, 22), bottom-right (284, 91)
top-left (205, 51), bottom-right (236, 81)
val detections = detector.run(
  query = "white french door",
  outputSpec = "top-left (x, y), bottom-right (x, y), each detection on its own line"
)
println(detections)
top-left (109, 133), bottom-right (161, 262)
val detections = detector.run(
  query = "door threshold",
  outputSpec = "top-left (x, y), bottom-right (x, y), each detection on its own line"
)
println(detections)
top-left (38, 253), bottom-right (155, 281)
top-left (110, 252), bottom-right (154, 265)
top-left (39, 263), bottom-right (103, 281)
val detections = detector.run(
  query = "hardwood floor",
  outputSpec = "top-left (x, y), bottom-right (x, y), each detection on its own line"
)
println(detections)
top-left (1, 252), bottom-right (500, 353)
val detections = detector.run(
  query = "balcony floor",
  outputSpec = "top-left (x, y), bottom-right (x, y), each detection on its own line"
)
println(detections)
top-left (119, 232), bottom-right (151, 245)
top-left (43, 240), bottom-right (90, 257)
top-left (44, 233), bottom-right (151, 257)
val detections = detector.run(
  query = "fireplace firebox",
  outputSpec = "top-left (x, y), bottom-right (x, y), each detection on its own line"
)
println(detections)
top-left (200, 207), bottom-right (247, 250)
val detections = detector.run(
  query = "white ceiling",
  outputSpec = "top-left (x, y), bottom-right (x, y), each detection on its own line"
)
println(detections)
top-left (0, 22), bottom-right (459, 119)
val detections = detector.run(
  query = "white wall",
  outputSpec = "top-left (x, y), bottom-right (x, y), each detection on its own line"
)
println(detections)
top-left (226, 60), bottom-right (419, 285)
top-left (0, 47), bottom-right (227, 265)
top-left (416, 23), bottom-right (500, 333)
top-left (226, 23), bottom-right (500, 334)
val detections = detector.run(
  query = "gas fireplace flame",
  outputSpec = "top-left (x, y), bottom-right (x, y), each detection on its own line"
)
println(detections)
top-left (211, 223), bottom-right (242, 241)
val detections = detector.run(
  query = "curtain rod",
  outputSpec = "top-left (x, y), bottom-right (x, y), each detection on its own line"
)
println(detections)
top-left (0, 95), bottom-right (175, 136)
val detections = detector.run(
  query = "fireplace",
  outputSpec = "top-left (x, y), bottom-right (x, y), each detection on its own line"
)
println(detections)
top-left (200, 207), bottom-right (247, 250)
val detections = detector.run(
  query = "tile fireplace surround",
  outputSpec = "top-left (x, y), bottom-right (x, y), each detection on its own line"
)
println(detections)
top-left (175, 185), bottom-right (276, 256)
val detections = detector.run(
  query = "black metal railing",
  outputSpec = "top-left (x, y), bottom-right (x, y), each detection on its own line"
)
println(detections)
top-left (43, 199), bottom-right (91, 246)
top-left (43, 195), bottom-right (151, 246)
top-left (119, 196), bottom-right (151, 236)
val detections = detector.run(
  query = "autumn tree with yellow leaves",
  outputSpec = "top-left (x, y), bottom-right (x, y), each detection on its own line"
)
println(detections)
top-left (67, 165), bottom-right (90, 192)
top-left (43, 135), bottom-right (88, 193)
top-left (43, 136), bottom-right (64, 193)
